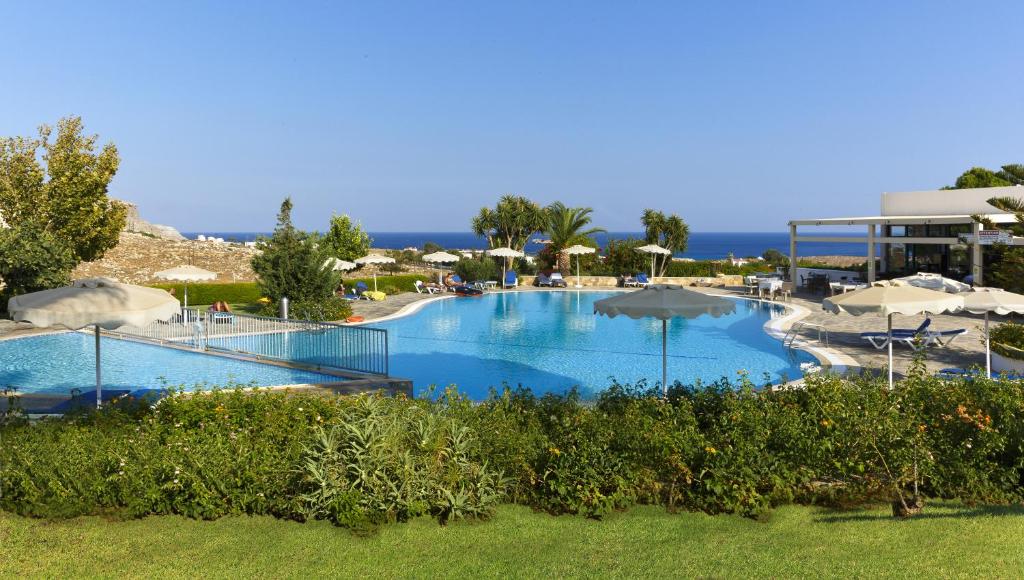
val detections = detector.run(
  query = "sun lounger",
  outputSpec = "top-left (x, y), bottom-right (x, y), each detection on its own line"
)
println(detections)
top-left (549, 272), bottom-right (567, 288)
top-left (924, 328), bottom-right (968, 346)
top-left (635, 273), bottom-right (650, 287)
top-left (414, 280), bottom-right (442, 294)
top-left (861, 319), bottom-right (931, 349)
top-left (535, 272), bottom-right (553, 287)
top-left (504, 271), bottom-right (518, 288)
top-left (622, 275), bottom-right (639, 288)
top-left (936, 367), bottom-right (1024, 381)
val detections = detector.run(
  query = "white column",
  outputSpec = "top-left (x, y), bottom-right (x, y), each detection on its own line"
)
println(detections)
top-left (971, 221), bottom-right (983, 286)
top-left (789, 223), bottom-right (798, 285)
top-left (867, 224), bottom-right (876, 283)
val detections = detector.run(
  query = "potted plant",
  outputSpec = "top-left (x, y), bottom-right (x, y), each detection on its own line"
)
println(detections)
top-left (990, 322), bottom-right (1024, 374)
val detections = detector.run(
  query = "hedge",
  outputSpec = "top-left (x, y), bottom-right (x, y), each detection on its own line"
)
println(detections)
top-left (149, 282), bottom-right (262, 305)
top-left (3, 371), bottom-right (1023, 527)
top-left (344, 274), bottom-right (431, 295)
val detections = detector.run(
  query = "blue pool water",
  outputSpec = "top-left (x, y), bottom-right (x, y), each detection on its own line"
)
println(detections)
top-left (0, 333), bottom-right (342, 395)
top-left (368, 292), bottom-right (816, 399)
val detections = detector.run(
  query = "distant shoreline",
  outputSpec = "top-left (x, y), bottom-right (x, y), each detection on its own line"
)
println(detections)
top-left (181, 231), bottom-right (870, 261)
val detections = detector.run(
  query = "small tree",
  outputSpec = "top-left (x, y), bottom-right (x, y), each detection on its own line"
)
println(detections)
top-left (252, 198), bottom-right (339, 306)
top-left (641, 209), bottom-right (690, 276)
top-left (0, 219), bottom-right (76, 306)
top-left (321, 213), bottom-right (371, 261)
top-left (0, 116), bottom-right (125, 296)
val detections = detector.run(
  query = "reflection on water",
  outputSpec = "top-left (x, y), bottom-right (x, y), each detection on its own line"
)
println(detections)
top-left (369, 292), bottom-right (816, 400)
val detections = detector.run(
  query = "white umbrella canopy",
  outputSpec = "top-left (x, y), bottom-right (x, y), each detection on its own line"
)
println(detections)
top-left (823, 280), bottom-right (965, 387)
top-left (7, 278), bottom-right (181, 408)
top-left (325, 258), bottom-right (357, 271)
top-left (154, 265), bottom-right (217, 309)
top-left (563, 245), bottom-right (597, 288)
top-left (423, 251), bottom-right (461, 284)
top-left (594, 285), bottom-right (736, 395)
top-left (895, 272), bottom-right (971, 293)
top-left (635, 244), bottom-right (672, 278)
top-left (355, 254), bottom-right (397, 291)
top-left (963, 288), bottom-right (1024, 378)
top-left (487, 247), bottom-right (525, 287)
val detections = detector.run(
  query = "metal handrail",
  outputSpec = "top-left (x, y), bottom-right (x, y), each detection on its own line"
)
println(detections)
top-left (784, 321), bottom-right (830, 348)
top-left (111, 307), bottom-right (389, 376)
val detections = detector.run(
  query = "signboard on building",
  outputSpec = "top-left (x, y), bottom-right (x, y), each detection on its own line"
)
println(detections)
top-left (959, 230), bottom-right (1012, 245)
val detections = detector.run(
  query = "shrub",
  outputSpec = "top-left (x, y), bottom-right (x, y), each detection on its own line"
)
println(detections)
top-left (150, 282), bottom-right (262, 306)
top-left (343, 274), bottom-right (430, 295)
top-left (289, 296), bottom-right (353, 321)
top-left (4, 373), bottom-right (1024, 528)
top-left (454, 257), bottom-right (500, 283)
top-left (990, 322), bottom-right (1024, 360)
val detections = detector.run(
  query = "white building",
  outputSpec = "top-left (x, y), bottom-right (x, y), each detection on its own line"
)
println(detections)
top-left (789, 185), bottom-right (1023, 286)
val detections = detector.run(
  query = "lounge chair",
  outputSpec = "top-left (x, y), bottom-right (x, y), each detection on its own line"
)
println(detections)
top-left (622, 275), bottom-right (639, 288)
top-left (549, 272), bottom-right (567, 288)
top-left (446, 275), bottom-right (465, 292)
top-left (535, 272), bottom-right (553, 287)
top-left (414, 280), bottom-right (442, 295)
top-left (925, 328), bottom-right (968, 347)
top-left (635, 273), bottom-right (650, 287)
top-left (861, 319), bottom-right (932, 350)
top-left (936, 367), bottom-right (1024, 381)
top-left (503, 271), bottom-right (518, 289)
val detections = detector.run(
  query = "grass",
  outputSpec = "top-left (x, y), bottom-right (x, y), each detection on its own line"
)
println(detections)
top-left (2, 502), bottom-right (1022, 577)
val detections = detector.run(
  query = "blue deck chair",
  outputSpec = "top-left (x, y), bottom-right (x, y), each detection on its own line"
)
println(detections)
top-left (636, 273), bottom-right (650, 287)
top-left (504, 270), bottom-right (518, 288)
top-left (860, 318), bottom-right (931, 350)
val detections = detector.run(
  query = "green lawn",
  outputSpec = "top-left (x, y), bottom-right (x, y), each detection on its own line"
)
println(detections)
top-left (2, 502), bottom-right (1022, 577)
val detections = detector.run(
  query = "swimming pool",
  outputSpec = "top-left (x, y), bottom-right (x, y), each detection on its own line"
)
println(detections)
top-left (368, 291), bottom-right (817, 399)
top-left (0, 333), bottom-right (343, 395)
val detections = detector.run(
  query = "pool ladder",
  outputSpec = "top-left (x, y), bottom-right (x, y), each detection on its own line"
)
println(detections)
top-left (783, 321), bottom-right (829, 349)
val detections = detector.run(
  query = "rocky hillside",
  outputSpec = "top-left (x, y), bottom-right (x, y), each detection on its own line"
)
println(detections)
top-left (72, 232), bottom-right (258, 284)
top-left (119, 200), bottom-right (185, 241)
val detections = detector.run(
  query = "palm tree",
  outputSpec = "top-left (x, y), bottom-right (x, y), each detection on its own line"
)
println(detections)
top-left (543, 202), bottom-right (605, 272)
top-left (641, 209), bottom-right (690, 276)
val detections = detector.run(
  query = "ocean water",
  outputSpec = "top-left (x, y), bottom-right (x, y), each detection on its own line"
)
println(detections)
top-left (182, 231), bottom-right (868, 259)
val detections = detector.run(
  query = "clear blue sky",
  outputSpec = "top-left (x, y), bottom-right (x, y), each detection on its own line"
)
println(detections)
top-left (2, 1), bottom-right (1020, 233)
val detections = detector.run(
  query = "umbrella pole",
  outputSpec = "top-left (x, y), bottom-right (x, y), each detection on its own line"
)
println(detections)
top-left (985, 312), bottom-right (991, 379)
top-left (662, 319), bottom-right (668, 397)
top-left (184, 284), bottom-right (189, 310)
top-left (576, 255), bottom-right (582, 288)
top-left (94, 325), bottom-right (102, 409)
top-left (373, 272), bottom-right (378, 292)
top-left (887, 314), bottom-right (893, 389)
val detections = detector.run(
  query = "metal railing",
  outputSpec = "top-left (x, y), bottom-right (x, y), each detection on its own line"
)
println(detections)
top-left (111, 308), bottom-right (389, 376)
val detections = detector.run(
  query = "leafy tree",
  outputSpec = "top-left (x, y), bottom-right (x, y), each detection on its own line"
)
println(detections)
top-left (423, 241), bottom-right (444, 254)
top-left (454, 254), bottom-right (501, 283)
top-left (320, 213), bottom-right (371, 261)
top-left (471, 194), bottom-right (545, 271)
top-left (641, 209), bottom-right (690, 276)
top-left (762, 248), bottom-right (789, 267)
top-left (0, 117), bottom-right (125, 299)
top-left (0, 117), bottom-right (125, 264)
top-left (251, 198), bottom-right (340, 307)
top-left (0, 219), bottom-right (76, 306)
top-left (542, 202), bottom-right (605, 272)
top-left (471, 194), bottom-right (545, 251)
top-left (947, 167), bottom-right (1012, 189)
top-left (601, 238), bottom-right (648, 276)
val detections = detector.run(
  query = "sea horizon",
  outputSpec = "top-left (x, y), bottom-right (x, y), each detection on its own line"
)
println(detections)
top-left (181, 230), bottom-right (870, 260)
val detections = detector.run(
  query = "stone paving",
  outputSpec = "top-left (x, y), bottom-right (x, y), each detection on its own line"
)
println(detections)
top-left (701, 285), bottom-right (994, 377)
